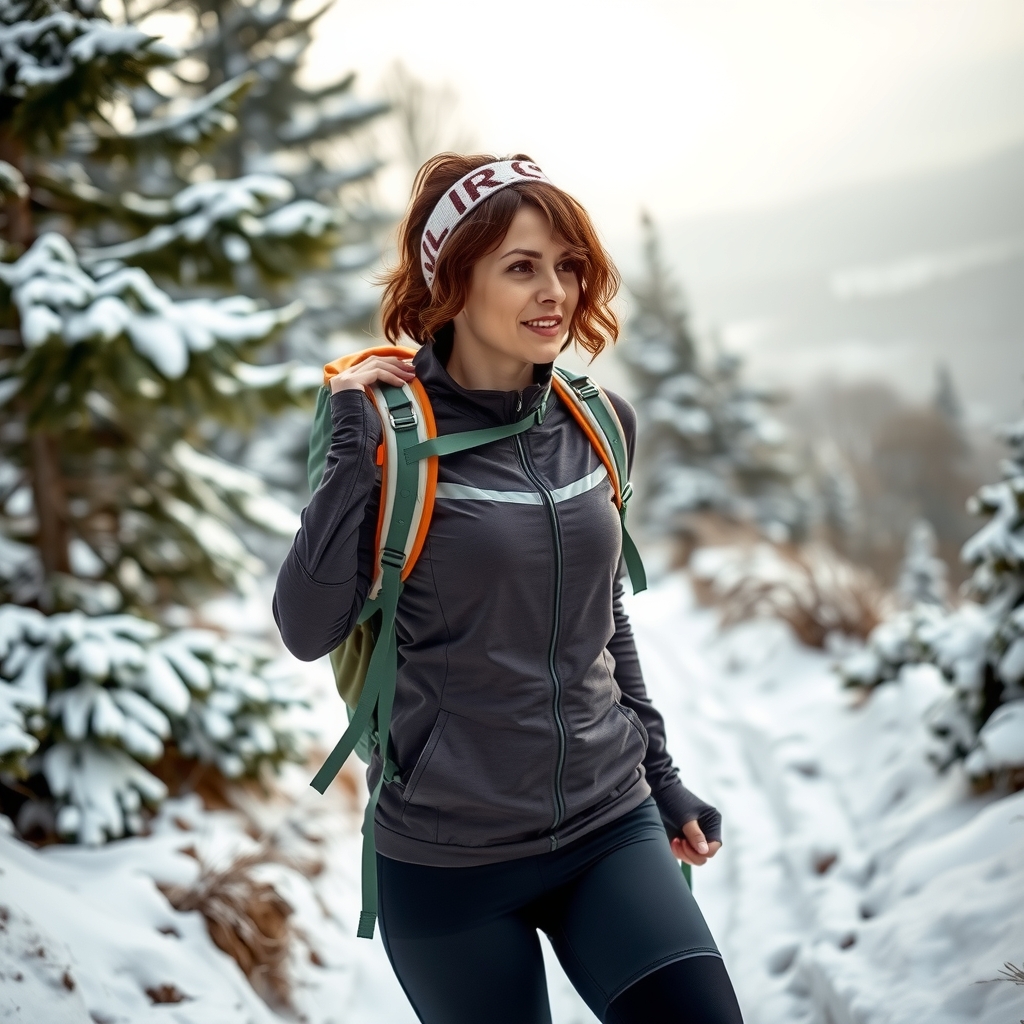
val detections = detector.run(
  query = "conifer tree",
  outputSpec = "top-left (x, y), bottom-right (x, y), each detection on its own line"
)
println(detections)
top-left (0, 0), bottom-right (354, 842)
top-left (162, 0), bottom-right (389, 361)
top-left (933, 362), bottom-right (965, 434)
top-left (149, 0), bottom-right (391, 495)
top-left (621, 211), bottom-right (805, 544)
top-left (897, 519), bottom-right (948, 608)
top-left (842, 411), bottom-right (1024, 788)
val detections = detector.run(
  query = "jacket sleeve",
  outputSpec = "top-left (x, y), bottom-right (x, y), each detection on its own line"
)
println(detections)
top-left (608, 571), bottom-right (696, 833)
top-left (272, 389), bottom-right (382, 661)
top-left (604, 389), bottom-right (696, 834)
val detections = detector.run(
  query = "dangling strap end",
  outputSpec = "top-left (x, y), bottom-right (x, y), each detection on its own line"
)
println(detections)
top-left (357, 910), bottom-right (377, 939)
top-left (681, 862), bottom-right (692, 890)
top-left (310, 749), bottom-right (345, 794)
top-left (620, 520), bottom-right (648, 595)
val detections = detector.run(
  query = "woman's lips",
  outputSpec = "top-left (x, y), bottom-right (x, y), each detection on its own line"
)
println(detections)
top-left (521, 317), bottom-right (562, 337)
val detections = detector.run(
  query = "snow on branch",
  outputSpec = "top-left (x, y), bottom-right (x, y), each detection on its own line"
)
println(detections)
top-left (0, 233), bottom-right (300, 379)
top-left (277, 95), bottom-right (390, 146)
top-left (0, 12), bottom-right (150, 94)
top-left (0, 604), bottom-right (307, 844)
top-left (81, 174), bottom-right (338, 271)
top-left (168, 440), bottom-right (300, 537)
top-left (90, 72), bottom-right (257, 157)
top-left (0, 160), bottom-right (28, 201)
top-left (0, 0), bottom-right (174, 143)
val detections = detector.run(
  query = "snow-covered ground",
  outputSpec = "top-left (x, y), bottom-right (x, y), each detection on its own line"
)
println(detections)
top-left (2, 574), bottom-right (1023, 1023)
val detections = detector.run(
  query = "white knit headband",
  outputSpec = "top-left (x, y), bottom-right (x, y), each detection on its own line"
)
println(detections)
top-left (420, 159), bottom-right (553, 288)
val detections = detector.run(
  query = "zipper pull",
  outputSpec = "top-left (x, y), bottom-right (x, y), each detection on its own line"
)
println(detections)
top-left (516, 390), bottom-right (523, 413)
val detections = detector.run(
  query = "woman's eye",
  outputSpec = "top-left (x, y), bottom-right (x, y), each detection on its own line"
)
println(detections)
top-left (508, 261), bottom-right (533, 273)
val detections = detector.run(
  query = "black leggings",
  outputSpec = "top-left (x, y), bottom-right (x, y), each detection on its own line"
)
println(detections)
top-left (376, 798), bottom-right (744, 1024)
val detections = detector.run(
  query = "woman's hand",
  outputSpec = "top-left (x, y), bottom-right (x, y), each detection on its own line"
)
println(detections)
top-left (667, 787), bottom-right (722, 867)
top-left (330, 355), bottom-right (416, 395)
top-left (671, 821), bottom-right (722, 867)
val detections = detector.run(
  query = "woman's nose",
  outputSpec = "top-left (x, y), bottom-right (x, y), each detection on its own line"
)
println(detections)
top-left (537, 266), bottom-right (566, 304)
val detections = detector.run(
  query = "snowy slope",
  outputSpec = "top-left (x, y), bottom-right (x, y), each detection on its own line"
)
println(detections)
top-left (627, 574), bottom-right (1024, 1024)
top-left (2, 573), bottom-right (1022, 1022)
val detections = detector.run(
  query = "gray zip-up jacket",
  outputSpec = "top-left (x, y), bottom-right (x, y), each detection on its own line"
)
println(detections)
top-left (274, 336), bottom-right (708, 866)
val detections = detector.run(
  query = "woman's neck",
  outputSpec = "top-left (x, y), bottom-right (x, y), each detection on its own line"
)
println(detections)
top-left (446, 325), bottom-right (534, 393)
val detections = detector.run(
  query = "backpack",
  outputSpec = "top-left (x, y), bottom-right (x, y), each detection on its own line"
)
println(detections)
top-left (305, 346), bottom-right (647, 938)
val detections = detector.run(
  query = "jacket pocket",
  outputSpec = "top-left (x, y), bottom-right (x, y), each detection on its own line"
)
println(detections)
top-left (401, 710), bottom-right (449, 805)
top-left (615, 703), bottom-right (649, 750)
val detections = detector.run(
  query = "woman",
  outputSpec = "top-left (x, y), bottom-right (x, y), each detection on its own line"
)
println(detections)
top-left (274, 154), bottom-right (743, 1024)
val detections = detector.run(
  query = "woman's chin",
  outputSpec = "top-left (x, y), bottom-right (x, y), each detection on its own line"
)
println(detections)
top-left (518, 334), bottom-right (566, 364)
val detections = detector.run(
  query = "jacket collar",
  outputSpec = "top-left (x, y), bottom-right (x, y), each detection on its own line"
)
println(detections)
top-left (412, 324), bottom-right (553, 427)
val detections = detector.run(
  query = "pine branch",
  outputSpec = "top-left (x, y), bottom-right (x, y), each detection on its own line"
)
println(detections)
top-left (277, 97), bottom-right (389, 146)
top-left (304, 70), bottom-right (356, 104)
top-left (89, 73), bottom-right (257, 159)
top-left (0, 8), bottom-right (176, 149)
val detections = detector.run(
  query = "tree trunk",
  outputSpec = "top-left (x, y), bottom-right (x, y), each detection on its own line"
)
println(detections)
top-left (2, 126), bottom-right (63, 582)
top-left (29, 432), bottom-right (71, 577)
top-left (0, 127), bottom-right (33, 251)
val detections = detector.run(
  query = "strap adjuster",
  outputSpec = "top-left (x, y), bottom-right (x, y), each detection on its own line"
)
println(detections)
top-left (388, 404), bottom-right (418, 431)
top-left (380, 547), bottom-right (406, 569)
top-left (568, 376), bottom-right (600, 400)
top-left (621, 480), bottom-right (633, 504)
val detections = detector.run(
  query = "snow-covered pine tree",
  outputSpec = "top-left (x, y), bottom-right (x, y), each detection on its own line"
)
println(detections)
top-left (934, 362), bottom-right (965, 435)
top-left (841, 411), bottom-right (1024, 789)
top-left (812, 439), bottom-right (864, 558)
top-left (621, 211), bottom-right (805, 545)
top-left (954, 414), bottom-right (1024, 784)
top-left (897, 519), bottom-right (948, 608)
top-left (166, 0), bottom-right (389, 362)
top-left (148, 0), bottom-right (391, 496)
top-left (0, 0), bottom-right (324, 842)
top-left (842, 519), bottom-right (948, 691)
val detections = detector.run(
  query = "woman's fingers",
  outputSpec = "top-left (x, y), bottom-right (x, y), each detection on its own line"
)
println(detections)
top-left (330, 357), bottom-right (415, 393)
top-left (670, 832), bottom-right (722, 867)
top-left (671, 836), bottom-right (708, 866)
top-left (682, 818), bottom-right (709, 855)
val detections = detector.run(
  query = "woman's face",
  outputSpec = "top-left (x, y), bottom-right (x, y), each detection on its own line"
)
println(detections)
top-left (452, 204), bottom-right (580, 375)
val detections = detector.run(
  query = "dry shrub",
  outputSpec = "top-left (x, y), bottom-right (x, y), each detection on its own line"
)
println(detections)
top-left (150, 744), bottom-right (263, 812)
top-left (145, 984), bottom-right (188, 1004)
top-left (997, 961), bottom-right (1024, 984)
top-left (970, 766), bottom-right (1024, 797)
top-left (691, 542), bottom-right (891, 648)
top-left (159, 848), bottom-right (297, 1008)
top-left (671, 511), bottom-right (763, 569)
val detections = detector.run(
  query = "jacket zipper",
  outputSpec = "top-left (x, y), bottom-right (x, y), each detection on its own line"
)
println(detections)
top-left (514, 432), bottom-right (566, 847)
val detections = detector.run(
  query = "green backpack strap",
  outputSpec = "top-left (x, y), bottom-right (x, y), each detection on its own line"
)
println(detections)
top-left (403, 406), bottom-right (544, 462)
top-left (309, 383), bottom-right (423, 939)
top-left (552, 367), bottom-right (647, 595)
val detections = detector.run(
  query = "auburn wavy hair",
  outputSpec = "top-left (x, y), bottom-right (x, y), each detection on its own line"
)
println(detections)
top-left (380, 153), bottom-right (620, 358)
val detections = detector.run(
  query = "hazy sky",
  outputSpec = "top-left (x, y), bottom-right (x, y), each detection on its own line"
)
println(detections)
top-left (307, 0), bottom-right (1024, 237)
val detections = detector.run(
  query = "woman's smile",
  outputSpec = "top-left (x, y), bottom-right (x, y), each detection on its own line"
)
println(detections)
top-left (521, 314), bottom-right (563, 337)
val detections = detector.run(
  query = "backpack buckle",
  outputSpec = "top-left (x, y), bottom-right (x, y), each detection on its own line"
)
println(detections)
top-left (621, 480), bottom-right (633, 504)
top-left (568, 377), bottom-right (599, 401)
top-left (380, 547), bottom-right (406, 569)
top-left (388, 404), bottom-right (418, 431)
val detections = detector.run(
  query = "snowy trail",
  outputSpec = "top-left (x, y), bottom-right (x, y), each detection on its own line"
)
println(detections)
top-left (626, 577), bottom-right (813, 1024)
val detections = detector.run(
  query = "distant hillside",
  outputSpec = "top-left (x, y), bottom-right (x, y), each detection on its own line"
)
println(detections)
top-left (618, 143), bottom-right (1024, 421)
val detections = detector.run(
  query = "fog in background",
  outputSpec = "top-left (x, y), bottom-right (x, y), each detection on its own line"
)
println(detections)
top-left (307, 0), bottom-right (1024, 424)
